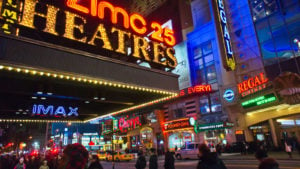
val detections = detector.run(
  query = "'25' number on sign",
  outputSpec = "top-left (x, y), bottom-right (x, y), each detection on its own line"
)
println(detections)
top-left (150, 22), bottom-right (176, 46)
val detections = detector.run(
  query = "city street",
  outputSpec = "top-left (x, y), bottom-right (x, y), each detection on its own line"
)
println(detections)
top-left (101, 159), bottom-right (300, 169)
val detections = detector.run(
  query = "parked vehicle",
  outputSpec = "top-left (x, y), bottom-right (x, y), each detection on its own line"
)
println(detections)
top-left (175, 142), bottom-right (200, 160)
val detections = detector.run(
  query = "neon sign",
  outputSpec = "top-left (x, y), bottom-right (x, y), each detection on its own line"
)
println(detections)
top-left (241, 93), bottom-right (277, 109)
top-left (179, 84), bottom-right (212, 97)
top-left (0, 0), bottom-right (177, 69)
top-left (118, 116), bottom-right (141, 133)
top-left (194, 122), bottom-right (234, 133)
top-left (32, 104), bottom-right (79, 117)
top-left (215, 0), bottom-right (235, 71)
top-left (164, 118), bottom-right (192, 131)
top-left (223, 89), bottom-right (235, 102)
top-left (238, 72), bottom-right (269, 97)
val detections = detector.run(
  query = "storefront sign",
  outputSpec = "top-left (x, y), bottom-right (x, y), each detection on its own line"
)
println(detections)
top-left (0, 0), bottom-right (177, 69)
top-left (238, 72), bottom-right (269, 97)
top-left (32, 104), bottom-right (79, 117)
top-left (164, 118), bottom-right (193, 131)
top-left (235, 130), bottom-right (244, 135)
top-left (223, 89), bottom-right (235, 102)
top-left (194, 122), bottom-right (234, 133)
top-left (241, 93), bottom-right (277, 109)
top-left (215, 0), bottom-right (235, 71)
top-left (179, 84), bottom-right (212, 97)
top-left (118, 116), bottom-right (141, 133)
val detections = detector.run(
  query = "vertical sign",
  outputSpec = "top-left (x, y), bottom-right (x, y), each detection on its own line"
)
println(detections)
top-left (0, 0), bottom-right (20, 34)
top-left (213, 0), bottom-right (236, 71)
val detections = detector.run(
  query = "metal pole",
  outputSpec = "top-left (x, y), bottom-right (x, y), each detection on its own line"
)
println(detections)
top-left (44, 122), bottom-right (49, 156)
top-left (112, 133), bottom-right (115, 169)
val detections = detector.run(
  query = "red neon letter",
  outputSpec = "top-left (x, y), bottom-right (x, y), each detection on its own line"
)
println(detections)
top-left (66, 0), bottom-right (89, 14)
top-left (130, 14), bottom-right (147, 35)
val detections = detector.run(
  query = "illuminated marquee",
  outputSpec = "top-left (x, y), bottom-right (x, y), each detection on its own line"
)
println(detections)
top-left (32, 104), bottom-right (79, 117)
top-left (164, 118), bottom-right (193, 131)
top-left (238, 72), bottom-right (269, 97)
top-left (214, 0), bottom-right (235, 71)
top-left (179, 84), bottom-right (212, 97)
top-left (0, 0), bottom-right (177, 69)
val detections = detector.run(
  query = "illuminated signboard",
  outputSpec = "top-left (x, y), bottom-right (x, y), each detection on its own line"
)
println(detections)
top-left (0, 0), bottom-right (177, 69)
top-left (238, 72), bottom-right (269, 97)
top-left (223, 89), bottom-right (235, 102)
top-left (241, 93), bottom-right (277, 109)
top-left (32, 104), bottom-right (79, 117)
top-left (164, 118), bottom-right (193, 131)
top-left (214, 0), bottom-right (235, 71)
top-left (0, 0), bottom-right (19, 34)
top-left (194, 122), bottom-right (234, 133)
top-left (118, 116), bottom-right (141, 133)
top-left (179, 84), bottom-right (212, 97)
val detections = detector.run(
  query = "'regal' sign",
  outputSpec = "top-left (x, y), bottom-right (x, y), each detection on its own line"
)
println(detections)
top-left (238, 72), bottom-right (269, 97)
top-left (214, 0), bottom-right (236, 71)
top-left (0, 0), bottom-right (177, 69)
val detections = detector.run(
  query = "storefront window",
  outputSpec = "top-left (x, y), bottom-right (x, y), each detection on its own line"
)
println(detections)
top-left (199, 95), bottom-right (210, 114)
top-left (168, 132), bottom-right (194, 150)
top-left (249, 0), bottom-right (300, 78)
top-left (210, 92), bottom-right (222, 113)
top-left (140, 127), bottom-right (153, 149)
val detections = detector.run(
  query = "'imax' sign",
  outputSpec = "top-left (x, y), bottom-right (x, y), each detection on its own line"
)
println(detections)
top-left (32, 104), bottom-right (79, 117)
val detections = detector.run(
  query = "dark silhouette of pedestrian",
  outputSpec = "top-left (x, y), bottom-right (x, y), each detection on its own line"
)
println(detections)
top-left (197, 144), bottom-right (227, 169)
top-left (149, 148), bottom-right (158, 169)
top-left (164, 149), bottom-right (175, 169)
top-left (255, 145), bottom-right (268, 162)
top-left (135, 151), bottom-right (146, 169)
top-left (57, 143), bottom-right (88, 169)
top-left (88, 155), bottom-right (103, 169)
top-left (258, 158), bottom-right (279, 169)
top-left (14, 157), bottom-right (26, 169)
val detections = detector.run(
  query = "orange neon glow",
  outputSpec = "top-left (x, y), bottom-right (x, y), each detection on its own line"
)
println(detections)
top-left (164, 28), bottom-right (176, 46)
top-left (98, 1), bottom-right (130, 29)
top-left (66, 0), bottom-right (89, 14)
top-left (164, 118), bottom-right (189, 124)
top-left (130, 14), bottom-right (147, 35)
top-left (150, 22), bottom-right (163, 42)
top-left (91, 0), bottom-right (97, 16)
top-left (179, 85), bottom-right (212, 97)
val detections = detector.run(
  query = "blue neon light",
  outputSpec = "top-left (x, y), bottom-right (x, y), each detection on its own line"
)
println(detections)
top-left (32, 104), bottom-right (79, 117)
top-left (223, 89), bottom-right (235, 102)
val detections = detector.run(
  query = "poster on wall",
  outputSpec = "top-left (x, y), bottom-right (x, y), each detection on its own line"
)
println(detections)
top-left (172, 41), bottom-right (192, 90)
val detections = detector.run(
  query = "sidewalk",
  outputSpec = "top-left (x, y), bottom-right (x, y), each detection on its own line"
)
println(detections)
top-left (220, 152), bottom-right (300, 161)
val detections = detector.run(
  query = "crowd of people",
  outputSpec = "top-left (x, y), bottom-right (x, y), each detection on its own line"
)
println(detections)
top-left (0, 143), bottom-right (103, 169)
top-left (0, 142), bottom-right (291, 169)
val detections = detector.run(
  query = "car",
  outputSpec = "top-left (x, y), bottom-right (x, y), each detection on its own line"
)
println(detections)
top-left (97, 151), bottom-right (108, 161)
top-left (175, 142), bottom-right (200, 160)
top-left (106, 151), bottom-right (134, 161)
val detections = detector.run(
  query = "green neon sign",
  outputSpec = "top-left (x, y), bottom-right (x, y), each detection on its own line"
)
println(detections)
top-left (241, 93), bottom-right (277, 109)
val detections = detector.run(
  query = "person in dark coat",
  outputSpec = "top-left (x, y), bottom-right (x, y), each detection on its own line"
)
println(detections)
top-left (135, 151), bottom-right (146, 169)
top-left (88, 155), bottom-right (103, 169)
top-left (197, 144), bottom-right (227, 169)
top-left (149, 148), bottom-right (158, 169)
top-left (258, 158), bottom-right (279, 169)
top-left (255, 145), bottom-right (268, 162)
top-left (164, 149), bottom-right (175, 169)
